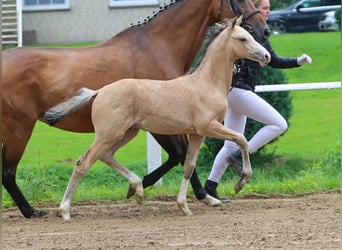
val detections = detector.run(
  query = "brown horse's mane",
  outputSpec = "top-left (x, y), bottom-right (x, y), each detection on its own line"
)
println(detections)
top-left (129, 0), bottom-right (182, 27)
top-left (102, 0), bottom-right (185, 45)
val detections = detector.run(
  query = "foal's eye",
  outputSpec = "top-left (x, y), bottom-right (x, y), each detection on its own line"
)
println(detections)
top-left (239, 37), bottom-right (247, 42)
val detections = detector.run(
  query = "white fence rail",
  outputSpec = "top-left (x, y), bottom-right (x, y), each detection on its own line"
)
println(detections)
top-left (146, 82), bottom-right (341, 185)
top-left (255, 82), bottom-right (341, 92)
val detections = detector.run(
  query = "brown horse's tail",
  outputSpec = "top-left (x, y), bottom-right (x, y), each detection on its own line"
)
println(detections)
top-left (44, 88), bottom-right (98, 126)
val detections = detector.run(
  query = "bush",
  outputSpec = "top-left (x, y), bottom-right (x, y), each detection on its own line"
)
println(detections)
top-left (245, 66), bottom-right (293, 142)
top-left (335, 8), bottom-right (341, 30)
top-left (198, 66), bottom-right (293, 171)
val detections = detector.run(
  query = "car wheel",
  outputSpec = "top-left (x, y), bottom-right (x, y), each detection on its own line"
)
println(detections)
top-left (268, 21), bottom-right (287, 34)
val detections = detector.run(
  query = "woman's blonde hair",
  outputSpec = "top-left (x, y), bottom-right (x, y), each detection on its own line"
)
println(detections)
top-left (252, 0), bottom-right (262, 8)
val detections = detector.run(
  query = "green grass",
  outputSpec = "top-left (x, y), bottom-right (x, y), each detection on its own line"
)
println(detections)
top-left (2, 31), bottom-right (341, 209)
top-left (270, 32), bottom-right (341, 83)
top-left (265, 31), bottom-right (341, 157)
top-left (266, 89), bottom-right (341, 157)
top-left (19, 123), bottom-right (150, 169)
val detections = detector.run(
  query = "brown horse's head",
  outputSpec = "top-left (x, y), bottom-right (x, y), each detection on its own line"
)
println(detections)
top-left (214, 0), bottom-right (270, 43)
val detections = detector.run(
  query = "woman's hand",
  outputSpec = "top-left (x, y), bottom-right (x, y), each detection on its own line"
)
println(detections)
top-left (297, 54), bottom-right (312, 65)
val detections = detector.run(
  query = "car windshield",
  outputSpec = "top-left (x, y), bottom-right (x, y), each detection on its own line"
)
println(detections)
top-left (287, 0), bottom-right (305, 9)
top-left (269, 0), bottom-right (340, 33)
top-left (288, 0), bottom-right (341, 9)
top-left (288, 0), bottom-right (321, 9)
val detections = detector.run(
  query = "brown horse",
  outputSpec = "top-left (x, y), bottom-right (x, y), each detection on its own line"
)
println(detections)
top-left (44, 17), bottom-right (270, 220)
top-left (2, 0), bottom-right (270, 218)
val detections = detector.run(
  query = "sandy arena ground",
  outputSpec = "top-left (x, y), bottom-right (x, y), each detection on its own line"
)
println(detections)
top-left (2, 191), bottom-right (341, 249)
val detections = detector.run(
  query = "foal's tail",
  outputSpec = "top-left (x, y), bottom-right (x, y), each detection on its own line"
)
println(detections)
top-left (44, 87), bottom-right (98, 126)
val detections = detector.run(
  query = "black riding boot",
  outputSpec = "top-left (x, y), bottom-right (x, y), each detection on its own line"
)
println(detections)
top-left (204, 180), bottom-right (231, 204)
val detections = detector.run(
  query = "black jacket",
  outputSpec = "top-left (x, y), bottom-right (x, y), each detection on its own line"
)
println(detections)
top-left (232, 41), bottom-right (299, 92)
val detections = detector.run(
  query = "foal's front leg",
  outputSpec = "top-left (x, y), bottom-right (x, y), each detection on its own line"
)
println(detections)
top-left (207, 121), bottom-right (252, 193)
top-left (177, 134), bottom-right (204, 215)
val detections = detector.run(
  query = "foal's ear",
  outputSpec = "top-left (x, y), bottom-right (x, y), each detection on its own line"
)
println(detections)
top-left (232, 16), bottom-right (243, 27)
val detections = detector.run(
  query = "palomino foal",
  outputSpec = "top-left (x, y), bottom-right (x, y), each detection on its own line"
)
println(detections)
top-left (45, 17), bottom-right (270, 220)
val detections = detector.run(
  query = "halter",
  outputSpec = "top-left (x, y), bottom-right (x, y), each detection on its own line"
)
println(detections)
top-left (218, 0), bottom-right (260, 24)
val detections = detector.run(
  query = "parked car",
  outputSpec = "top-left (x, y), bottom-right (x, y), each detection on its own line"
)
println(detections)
top-left (267, 0), bottom-right (341, 34)
top-left (318, 10), bottom-right (339, 30)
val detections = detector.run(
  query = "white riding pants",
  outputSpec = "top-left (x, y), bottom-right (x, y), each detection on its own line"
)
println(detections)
top-left (208, 87), bottom-right (288, 183)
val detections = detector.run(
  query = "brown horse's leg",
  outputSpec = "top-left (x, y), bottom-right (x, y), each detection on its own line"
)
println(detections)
top-left (134, 134), bottom-right (207, 200)
top-left (2, 120), bottom-right (47, 218)
top-left (141, 134), bottom-right (186, 186)
top-left (126, 134), bottom-right (185, 198)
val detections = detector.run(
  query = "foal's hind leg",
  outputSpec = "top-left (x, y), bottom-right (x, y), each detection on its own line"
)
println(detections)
top-left (100, 129), bottom-right (144, 204)
top-left (177, 134), bottom-right (204, 216)
top-left (59, 140), bottom-right (110, 220)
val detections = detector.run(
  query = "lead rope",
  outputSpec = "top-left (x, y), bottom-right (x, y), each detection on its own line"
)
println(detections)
top-left (218, 0), bottom-right (238, 21)
top-left (217, 0), bottom-right (224, 21)
top-left (242, 9), bottom-right (260, 22)
top-left (225, 0), bottom-right (261, 22)
top-left (227, 0), bottom-right (239, 15)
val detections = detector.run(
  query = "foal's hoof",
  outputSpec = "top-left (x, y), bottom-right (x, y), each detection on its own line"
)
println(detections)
top-left (234, 181), bottom-right (243, 193)
top-left (58, 208), bottom-right (71, 221)
top-left (234, 174), bottom-right (250, 193)
top-left (126, 184), bottom-right (135, 199)
top-left (136, 195), bottom-right (143, 205)
top-left (227, 150), bottom-right (243, 178)
top-left (177, 203), bottom-right (193, 216)
top-left (126, 182), bottom-right (144, 205)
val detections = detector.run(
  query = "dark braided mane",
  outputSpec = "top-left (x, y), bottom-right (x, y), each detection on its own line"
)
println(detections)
top-left (129, 0), bottom-right (183, 27)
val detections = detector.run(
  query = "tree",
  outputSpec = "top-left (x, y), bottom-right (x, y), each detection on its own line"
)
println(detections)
top-left (335, 8), bottom-right (341, 30)
top-left (270, 0), bottom-right (293, 10)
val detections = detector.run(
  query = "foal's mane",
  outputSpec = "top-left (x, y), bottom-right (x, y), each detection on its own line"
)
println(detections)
top-left (187, 20), bottom-right (233, 74)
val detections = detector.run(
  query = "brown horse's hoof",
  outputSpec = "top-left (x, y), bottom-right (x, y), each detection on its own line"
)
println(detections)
top-left (32, 209), bottom-right (48, 218)
top-left (126, 184), bottom-right (136, 199)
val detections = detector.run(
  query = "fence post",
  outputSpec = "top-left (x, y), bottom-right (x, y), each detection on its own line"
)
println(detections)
top-left (17, 0), bottom-right (22, 47)
top-left (146, 132), bottom-right (162, 186)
